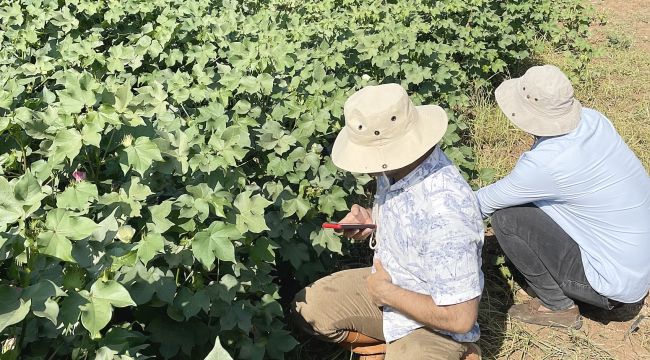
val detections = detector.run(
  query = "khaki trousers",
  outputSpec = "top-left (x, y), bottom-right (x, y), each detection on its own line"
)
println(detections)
top-left (291, 267), bottom-right (468, 360)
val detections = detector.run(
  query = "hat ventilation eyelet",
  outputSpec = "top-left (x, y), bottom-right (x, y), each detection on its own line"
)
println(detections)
top-left (382, 164), bottom-right (388, 169)
top-left (391, 116), bottom-right (396, 121)
top-left (512, 113), bottom-right (516, 117)
top-left (374, 130), bottom-right (380, 136)
top-left (358, 125), bottom-right (363, 130)
top-left (534, 98), bottom-right (539, 101)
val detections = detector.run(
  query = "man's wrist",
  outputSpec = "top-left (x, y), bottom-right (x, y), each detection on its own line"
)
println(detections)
top-left (380, 282), bottom-right (402, 307)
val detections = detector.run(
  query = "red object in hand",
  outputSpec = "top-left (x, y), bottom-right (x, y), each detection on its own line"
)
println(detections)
top-left (322, 222), bottom-right (377, 231)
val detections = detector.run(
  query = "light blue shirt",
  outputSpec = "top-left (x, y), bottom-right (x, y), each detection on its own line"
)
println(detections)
top-left (476, 108), bottom-right (650, 303)
top-left (374, 146), bottom-right (484, 343)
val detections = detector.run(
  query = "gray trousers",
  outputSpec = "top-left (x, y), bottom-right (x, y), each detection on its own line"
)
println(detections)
top-left (491, 204), bottom-right (612, 311)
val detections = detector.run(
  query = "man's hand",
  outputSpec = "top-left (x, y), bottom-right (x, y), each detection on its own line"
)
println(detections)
top-left (338, 204), bottom-right (374, 240)
top-left (367, 260), bottom-right (480, 334)
top-left (367, 258), bottom-right (394, 306)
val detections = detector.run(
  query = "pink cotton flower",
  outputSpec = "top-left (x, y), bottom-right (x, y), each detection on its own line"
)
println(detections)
top-left (72, 170), bottom-right (86, 182)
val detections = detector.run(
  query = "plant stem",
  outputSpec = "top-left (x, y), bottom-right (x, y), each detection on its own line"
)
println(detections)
top-left (17, 315), bottom-right (28, 358)
top-left (46, 343), bottom-right (63, 360)
top-left (11, 131), bottom-right (28, 174)
top-left (101, 129), bottom-right (115, 163)
top-left (84, 147), bottom-right (96, 181)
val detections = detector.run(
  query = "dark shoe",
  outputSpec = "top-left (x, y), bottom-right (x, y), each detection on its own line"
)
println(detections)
top-left (582, 298), bottom-right (644, 323)
top-left (508, 298), bottom-right (582, 329)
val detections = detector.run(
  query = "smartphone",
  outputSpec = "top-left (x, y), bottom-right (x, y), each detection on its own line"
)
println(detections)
top-left (322, 222), bottom-right (377, 231)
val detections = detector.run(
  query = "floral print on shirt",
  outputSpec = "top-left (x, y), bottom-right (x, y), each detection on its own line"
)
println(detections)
top-left (373, 146), bottom-right (484, 343)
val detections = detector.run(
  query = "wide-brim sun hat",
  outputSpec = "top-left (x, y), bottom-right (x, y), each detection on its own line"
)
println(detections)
top-left (331, 83), bottom-right (448, 174)
top-left (495, 64), bottom-right (582, 137)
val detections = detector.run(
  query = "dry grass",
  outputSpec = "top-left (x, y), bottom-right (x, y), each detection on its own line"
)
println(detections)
top-left (471, 2), bottom-right (650, 182)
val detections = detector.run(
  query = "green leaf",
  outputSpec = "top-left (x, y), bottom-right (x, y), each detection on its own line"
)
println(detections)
top-left (57, 72), bottom-right (99, 114)
top-left (137, 232), bottom-right (164, 264)
top-left (191, 232), bottom-right (215, 268)
top-left (33, 298), bottom-right (60, 325)
top-left (219, 301), bottom-right (252, 331)
top-left (233, 100), bottom-right (251, 114)
top-left (120, 136), bottom-right (163, 175)
top-left (281, 196), bottom-right (311, 219)
top-left (91, 211), bottom-right (119, 243)
top-left (56, 182), bottom-right (98, 210)
top-left (22, 280), bottom-right (65, 324)
top-left (205, 336), bottom-right (233, 360)
top-left (267, 330), bottom-right (299, 358)
top-left (318, 186), bottom-right (348, 216)
top-left (148, 201), bottom-right (174, 233)
top-left (279, 242), bottom-right (310, 268)
top-left (478, 167), bottom-right (497, 184)
top-left (114, 83), bottom-right (134, 112)
top-left (257, 73), bottom-right (274, 95)
top-left (0, 285), bottom-right (31, 333)
top-left (13, 171), bottom-right (43, 206)
top-left (22, 280), bottom-right (66, 302)
top-left (46, 209), bottom-right (97, 239)
top-left (234, 192), bottom-right (272, 234)
top-left (311, 228), bottom-right (342, 255)
top-left (59, 291), bottom-right (88, 326)
top-left (312, 62), bottom-right (326, 81)
top-left (192, 222), bottom-right (241, 268)
top-left (38, 231), bottom-right (74, 262)
top-left (0, 200), bottom-right (23, 227)
top-left (127, 177), bottom-right (153, 201)
top-left (50, 129), bottom-right (83, 164)
top-left (238, 75), bottom-right (260, 94)
top-left (95, 347), bottom-right (118, 360)
top-left (80, 298), bottom-right (112, 339)
top-left (90, 280), bottom-right (136, 308)
top-left (173, 288), bottom-right (210, 320)
top-left (81, 122), bottom-right (102, 148)
top-left (249, 237), bottom-right (277, 264)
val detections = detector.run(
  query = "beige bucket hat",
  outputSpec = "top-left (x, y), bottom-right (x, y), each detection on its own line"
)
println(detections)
top-left (331, 83), bottom-right (448, 173)
top-left (495, 65), bottom-right (582, 136)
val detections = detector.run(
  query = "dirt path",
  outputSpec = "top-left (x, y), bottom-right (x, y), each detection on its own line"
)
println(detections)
top-left (593, 0), bottom-right (650, 51)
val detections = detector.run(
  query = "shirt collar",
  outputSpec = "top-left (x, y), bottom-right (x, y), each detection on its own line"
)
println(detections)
top-left (383, 146), bottom-right (443, 192)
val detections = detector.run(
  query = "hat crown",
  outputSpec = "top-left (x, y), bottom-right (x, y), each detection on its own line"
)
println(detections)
top-left (332, 83), bottom-right (449, 173)
top-left (520, 65), bottom-right (575, 104)
top-left (494, 64), bottom-right (582, 137)
top-left (343, 84), bottom-right (415, 143)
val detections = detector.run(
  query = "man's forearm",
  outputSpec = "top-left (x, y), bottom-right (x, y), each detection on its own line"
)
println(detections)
top-left (381, 283), bottom-right (478, 334)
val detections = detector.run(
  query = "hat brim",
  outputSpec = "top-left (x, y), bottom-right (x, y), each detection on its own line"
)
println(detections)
top-left (331, 105), bottom-right (448, 173)
top-left (495, 79), bottom-right (582, 137)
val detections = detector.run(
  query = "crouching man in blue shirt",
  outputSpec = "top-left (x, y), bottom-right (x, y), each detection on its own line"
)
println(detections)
top-left (476, 65), bottom-right (650, 328)
top-left (291, 84), bottom-right (484, 359)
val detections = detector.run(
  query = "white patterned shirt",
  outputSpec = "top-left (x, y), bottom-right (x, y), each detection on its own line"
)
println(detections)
top-left (373, 146), bottom-right (484, 343)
